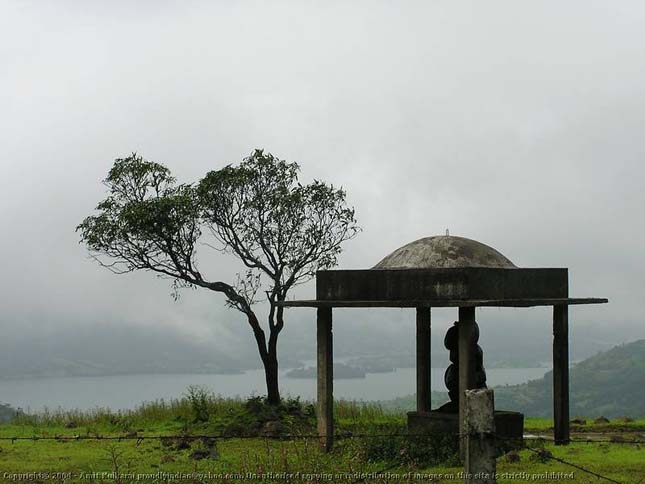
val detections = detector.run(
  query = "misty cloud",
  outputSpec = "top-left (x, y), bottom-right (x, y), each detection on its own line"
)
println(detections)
top-left (1, 1), bottom-right (643, 374)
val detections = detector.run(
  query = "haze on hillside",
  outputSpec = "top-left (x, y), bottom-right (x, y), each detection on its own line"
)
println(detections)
top-left (1, 1), bottom-right (643, 377)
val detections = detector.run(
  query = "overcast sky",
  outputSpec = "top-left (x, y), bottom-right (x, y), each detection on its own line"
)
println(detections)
top-left (1, 1), bottom-right (643, 364)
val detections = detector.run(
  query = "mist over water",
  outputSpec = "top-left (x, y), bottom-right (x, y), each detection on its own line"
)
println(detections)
top-left (0, 367), bottom-right (547, 412)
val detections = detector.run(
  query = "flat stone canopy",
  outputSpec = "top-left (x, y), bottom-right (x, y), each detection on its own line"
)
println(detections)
top-left (280, 234), bottom-right (607, 308)
top-left (373, 235), bottom-right (517, 269)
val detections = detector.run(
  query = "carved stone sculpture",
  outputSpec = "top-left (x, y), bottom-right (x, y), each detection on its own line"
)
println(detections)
top-left (438, 321), bottom-right (487, 412)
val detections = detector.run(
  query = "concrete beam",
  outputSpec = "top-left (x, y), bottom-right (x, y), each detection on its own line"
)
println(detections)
top-left (316, 268), bottom-right (569, 302)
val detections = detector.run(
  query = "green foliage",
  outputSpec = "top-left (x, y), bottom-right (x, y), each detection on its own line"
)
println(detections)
top-left (78, 150), bottom-right (361, 404)
top-left (11, 395), bottom-right (245, 430)
top-left (401, 434), bottom-right (461, 467)
top-left (2, 394), bottom-right (645, 481)
top-left (334, 400), bottom-right (387, 422)
top-left (213, 396), bottom-right (316, 437)
top-left (184, 385), bottom-right (212, 423)
top-left (340, 422), bottom-right (459, 467)
top-left (76, 153), bottom-right (201, 283)
top-left (197, 149), bottom-right (360, 291)
top-left (77, 149), bottom-right (359, 298)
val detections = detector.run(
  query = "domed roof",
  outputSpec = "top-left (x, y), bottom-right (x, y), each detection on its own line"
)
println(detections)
top-left (373, 235), bottom-right (517, 269)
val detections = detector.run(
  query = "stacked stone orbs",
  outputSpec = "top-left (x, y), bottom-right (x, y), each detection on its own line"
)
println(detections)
top-left (439, 321), bottom-right (487, 413)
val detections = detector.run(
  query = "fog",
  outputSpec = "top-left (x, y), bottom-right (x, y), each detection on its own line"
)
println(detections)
top-left (1, 1), bottom-right (643, 377)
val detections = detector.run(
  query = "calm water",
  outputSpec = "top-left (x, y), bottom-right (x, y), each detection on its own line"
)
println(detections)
top-left (0, 367), bottom-right (547, 412)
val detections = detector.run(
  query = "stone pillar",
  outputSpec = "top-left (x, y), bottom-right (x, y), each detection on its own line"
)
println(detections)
top-left (553, 304), bottom-right (570, 445)
top-left (458, 306), bottom-right (477, 457)
top-left (464, 388), bottom-right (496, 484)
top-left (416, 307), bottom-right (432, 413)
top-left (317, 306), bottom-right (333, 451)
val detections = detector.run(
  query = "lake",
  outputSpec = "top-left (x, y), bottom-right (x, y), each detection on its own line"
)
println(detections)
top-left (0, 367), bottom-right (547, 412)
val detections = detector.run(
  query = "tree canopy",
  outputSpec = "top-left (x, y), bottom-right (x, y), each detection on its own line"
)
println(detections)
top-left (78, 149), bottom-right (360, 403)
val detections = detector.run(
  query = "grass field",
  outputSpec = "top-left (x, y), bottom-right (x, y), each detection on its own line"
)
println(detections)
top-left (0, 393), bottom-right (643, 483)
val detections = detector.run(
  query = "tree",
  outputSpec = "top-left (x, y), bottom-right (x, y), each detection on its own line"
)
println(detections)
top-left (77, 149), bottom-right (360, 404)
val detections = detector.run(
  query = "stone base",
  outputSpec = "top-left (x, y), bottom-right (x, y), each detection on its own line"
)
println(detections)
top-left (407, 410), bottom-right (524, 444)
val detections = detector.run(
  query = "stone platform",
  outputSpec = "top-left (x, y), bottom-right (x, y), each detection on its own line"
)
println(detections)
top-left (407, 410), bottom-right (524, 442)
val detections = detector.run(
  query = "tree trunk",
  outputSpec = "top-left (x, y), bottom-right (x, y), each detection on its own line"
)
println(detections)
top-left (246, 310), bottom-right (281, 405)
top-left (264, 349), bottom-right (280, 405)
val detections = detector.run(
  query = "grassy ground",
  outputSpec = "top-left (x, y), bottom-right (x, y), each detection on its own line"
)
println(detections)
top-left (0, 394), bottom-right (643, 483)
top-left (525, 415), bottom-right (645, 433)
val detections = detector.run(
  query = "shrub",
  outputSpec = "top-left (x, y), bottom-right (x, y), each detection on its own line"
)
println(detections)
top-left (214, 396), bottom-right (315, 437)
top-left (342, 423), bottom-right (459, 467)
top-left (185, 385), bottom-right (211, 423)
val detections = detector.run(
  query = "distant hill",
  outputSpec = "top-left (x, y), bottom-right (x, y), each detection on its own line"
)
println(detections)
top-left (377, 340), bottom-right (645, 418)
top-left (495, 339), bottom-right (645, 418)
top-left (286, 363), bottom-right (369, 379)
